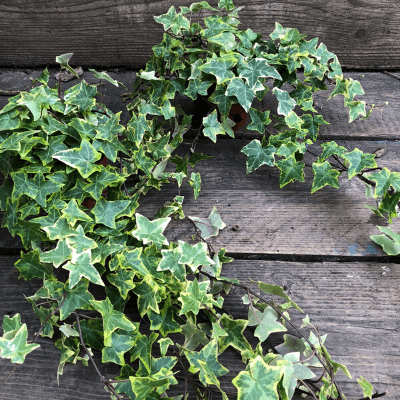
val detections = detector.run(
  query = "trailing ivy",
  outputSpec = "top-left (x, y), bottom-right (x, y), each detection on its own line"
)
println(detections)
top-left (0, 0), bottom-right (395, 399)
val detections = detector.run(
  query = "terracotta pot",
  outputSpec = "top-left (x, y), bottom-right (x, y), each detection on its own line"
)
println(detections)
top-left (228, 104), bottom-right (247, 131)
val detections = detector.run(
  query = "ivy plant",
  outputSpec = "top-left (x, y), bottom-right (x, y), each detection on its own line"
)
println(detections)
top-left (0, 0), bottom-right (394, 399)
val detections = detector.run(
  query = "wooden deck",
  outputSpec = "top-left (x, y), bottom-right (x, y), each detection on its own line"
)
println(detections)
top-left (1, 0), bottom-right (400, 395)
top-left (0, 68), bottom-right (400, 399)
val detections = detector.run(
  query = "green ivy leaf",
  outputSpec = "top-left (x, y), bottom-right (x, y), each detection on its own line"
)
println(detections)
top-left (232, 356), bottom-right (283, 400)
top-left (218, 0), bottom-right (235, 11)
top-left (148, 298), bottom-right (181, 337)
top-left (53, 139), bottom-right (102, 179)
top-left (226, 78), bottom-right (255, 112)
top-left (189, 172), bottom-right (201, 199)
top-left (59, 279), bottom-right (94, 320)
top-left (311, 161), bottom-right (340, 193)
top-left (56, 53), bottom-right (79, 78)
top-left (248, 307), bottom-right (287, 342)
top-left (208, 85), bottom-right (235, 117)
top-left (320, 141), bottom-right (347, 161)
top-left (90, 298), bottom-right (136, 346)
top-left (89, 69), bottom-right (126, 88)
top-left (276, 156), bottom-right (305, 187)
top-left (107, 267), bottom-right (135, 300)
top-left (371, 226), bottom-right (400, 255)
top-left (15, 249), bottom-right (53, 280)
top-left (189, 207), bottom-right (226, 239)
top-left (203, 110), bottom-right (225, 143)
top-left (357, 376), bottom-right (374, 399)
top-left (273, 87), bottom-right (297, 116)
top-left (302, 114), bottom-right (329, 141)
top-left (133, 277), bottom-right (162, 317)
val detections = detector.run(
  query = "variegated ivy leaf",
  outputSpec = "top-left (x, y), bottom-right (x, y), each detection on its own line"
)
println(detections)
top-left (53, 139), bottom-right (102, 179)
top-left (368, 167), bottom-right (400, 197)
top-left (107, 267), bottom-right (135, 300)
top-left (189, 207), bottom-right (226, 239)
top-left (17, 86), bottom-right (60, 121)
top-left (273, 87), bottom-right (297, 116)
top-left (66, 225), bottom-right (97, 255)
top-left (190, 1), bottom-right (218, 12)
top-left (102, 330), bottom-right (136, 366)
top-left (43, 218), bottom-right (78, 240)
top-left (208, 31), bottom-right (237, 52)
top-left (248, 307), bottom-right (287, 342)
top-left (346, 100), bottom-right (367, 123)
top-left (189, 172), bottom-right (201, 199)
top-left (132, 213), bottom-right (171, 247)
top-left (241, 139), bottom-right (276, 174)
top-left (320, 141), bottom-right (347, 160)
top-left (63, 81), bottom-right (97, 113)
top-left (15, 249), bottom-right (53, 280)
top-left (55, 53), bottom-right (80, 78)
top-left (302, 114), bottom-right (329, 141)
top-left (0, 316), bottom-right (40, 364)
top-left (247, 108), bottom-right (271, 134)
top-left (311, 161), bottom-right (341, 193)
top-left (203, 110), bottom-right (226, 143)
top-left (218, 314), bottom-right (251, 353)
top-left (199, 53), bottom-right (237, 85)
top-left (226, 78), bottom-right (255, 112)
top-left (357, 376), bottom-right (374, 399)
top-left (276, 156), bottom-right (305, 187)
top-left (184, 79), bottom-right (213, 100)
top-left (208, 84), bottom-right (235, 117)
top-left (218, 0), bottom-right (235, 11)
top-left (185, 339), bottom-right (228, 386)
top-left (90, 298), bottom-right (136, 346)
top-left (83, 167), bottom-right (126, 200)
top-left (61, 199), bottom-right (92, 225)
top-left (157, 245), bottom-right (186, 282)
top-left (132, 277), bottom-right (162, 317)
top-left (63, 250), bottom-right (104, 289)
top-left (154, 6), bottom-right (190, 35)
top-left (0, 130), bottom-right (36, 153)
top-left (233, 356), bottom-right (283, 400)
top-left (92, 198), bottom-right (131, 229)
top-left (148, 298), bottom-right (181, 337)
top-left (178, 278), bottom-right (210, 315)
top-left (40, 239), bottom-right (72, 267)
top-left (0, 110), bottom-right (20, 131)
top-left (178, 241), bottom-right (214, 272)
top-left (284, 111), bottom-right (303, 131)
top-left (89, 69), bottom-right (126, 88)
top-left (95, 112), bottom-right (124, 142)
top-left (240, 58), bottom-right (281, 89)
top-left (342, 148), bottom-right (377, 179)
top-left (371, 226), bottom-right (400, 255)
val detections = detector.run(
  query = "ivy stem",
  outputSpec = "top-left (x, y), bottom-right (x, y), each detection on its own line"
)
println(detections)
top-left (74, 313), bottom-right (124, 400)
top-left (31, 292), bottom-right (67, 343)
top-left (199, 270), bottom-right (344, 399)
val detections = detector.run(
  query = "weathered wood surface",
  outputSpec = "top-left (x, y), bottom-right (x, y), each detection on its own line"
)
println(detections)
top-left (0, 1), bottom-right (400, 69)
top-left (1, 257), bottom-right (398, 399)
top-left (2, 70), bottom-right (400, 140)
top-left (2, 138), bottom-right (398, 257)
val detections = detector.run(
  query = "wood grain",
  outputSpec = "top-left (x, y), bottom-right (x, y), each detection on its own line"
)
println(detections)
top-left (0, 138), bottom-right (399, 255)
top-left (0, 1), bottom-right (399, 68)
top-left (0, 256), bottom-right (398, 399)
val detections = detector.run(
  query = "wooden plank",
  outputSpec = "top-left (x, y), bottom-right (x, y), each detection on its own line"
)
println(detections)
top-left (2, 71), bottom-right (399, 140)
top-left (1, 256), bottom-right (398, 398)
top-left (0, 1), bottom-right (400, 69)
top-left (137, 139), bottom-right (400, 257)
top-left (1, 139), bottom-right (400, 255)
top-left (222, 260), bottom-right (400, 399)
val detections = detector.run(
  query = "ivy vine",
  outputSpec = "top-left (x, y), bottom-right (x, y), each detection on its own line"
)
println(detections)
top-left (0, 0), bottom-right (395, 399)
